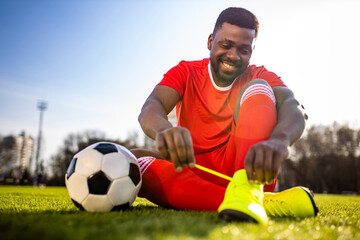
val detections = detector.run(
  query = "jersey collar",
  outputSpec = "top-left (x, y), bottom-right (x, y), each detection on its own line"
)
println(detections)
top-left (208, 62), bottom-right (234, 91)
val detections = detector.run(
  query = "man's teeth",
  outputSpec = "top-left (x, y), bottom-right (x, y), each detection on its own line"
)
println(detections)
top-left (223, 62), bottom-right (235, 69)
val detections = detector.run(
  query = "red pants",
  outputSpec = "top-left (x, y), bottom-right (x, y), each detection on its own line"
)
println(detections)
top-left (138, 84), bottom-right (277, 211)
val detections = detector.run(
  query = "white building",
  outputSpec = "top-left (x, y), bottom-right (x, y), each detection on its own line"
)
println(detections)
top-left (0, 131), bottom-right (34, 180)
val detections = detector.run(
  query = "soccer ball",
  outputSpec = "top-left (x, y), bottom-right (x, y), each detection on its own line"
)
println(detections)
top-left (65, 142), bottom-right (142, 212)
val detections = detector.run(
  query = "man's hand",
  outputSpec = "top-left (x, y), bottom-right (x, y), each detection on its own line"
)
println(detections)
top-left (244, 137), bottom-right (290, 184)
top-left (155, 126), bottom-right (195, 172)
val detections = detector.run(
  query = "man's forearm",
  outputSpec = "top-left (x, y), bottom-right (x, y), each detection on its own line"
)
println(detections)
top-left (138, 99), bottom-right (173, 140)
top-left (271, 97), bottom-right (306, 146)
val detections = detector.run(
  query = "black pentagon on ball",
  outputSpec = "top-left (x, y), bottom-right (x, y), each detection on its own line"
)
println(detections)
top-left (88, 171), bottom-right (112, 195)
top-left (129, 163), bottom-right (141, 186)
top-left (94, 143), bottom-right (118, 155)
top-left (66, 158), bottom-right (78, 180)
top-left (71, 199), bottom-right (85, 211)
top-left (111, 202), bottom-right (130, 211)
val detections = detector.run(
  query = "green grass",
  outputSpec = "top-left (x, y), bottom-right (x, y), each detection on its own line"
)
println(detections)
top-left (0, 186), bottom-right (359, 240)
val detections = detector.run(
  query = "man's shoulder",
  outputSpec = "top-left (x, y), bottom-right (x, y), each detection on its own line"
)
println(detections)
top-left (247, 64), bottom-right (266, 72)
top-left (179, 58), bottom-right (210, 70)
top-left (245, 64), bottom-right (275, 76)
top-left (244, 64), bottom-right (285, 86)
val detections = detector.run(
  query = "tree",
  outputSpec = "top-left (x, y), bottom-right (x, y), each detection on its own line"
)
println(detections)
top-left (278, 122), bottom-right (360, 194)
top-left (0, 135), bottom-right (3, 152)
top-left (48, 130), bottom-right (139, 186)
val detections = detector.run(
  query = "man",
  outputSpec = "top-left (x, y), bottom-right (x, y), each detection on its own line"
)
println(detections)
top-left (131, 7), bottom-right (318, 224)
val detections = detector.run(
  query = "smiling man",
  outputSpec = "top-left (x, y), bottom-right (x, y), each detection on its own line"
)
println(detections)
top-left (132, 7), bottom-right (318, 224)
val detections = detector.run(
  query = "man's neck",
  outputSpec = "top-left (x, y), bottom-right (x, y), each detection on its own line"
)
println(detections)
top-left (208, 63), bottom-right (235, 90)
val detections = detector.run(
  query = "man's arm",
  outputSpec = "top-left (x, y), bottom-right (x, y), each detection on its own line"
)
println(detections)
top-left (244, 86), bottom-right (307, 184)
top-left (138, 85), bottom-right (195, 172)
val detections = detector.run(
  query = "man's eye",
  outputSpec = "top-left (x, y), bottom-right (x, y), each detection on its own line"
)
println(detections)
top-left (221, 44), bottom-right (231, 49)
top-left (240, 49), bottom-right (250, 55)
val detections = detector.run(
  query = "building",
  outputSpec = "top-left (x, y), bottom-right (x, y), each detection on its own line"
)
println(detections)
top-left (0, 131), bottom-right (34, 182)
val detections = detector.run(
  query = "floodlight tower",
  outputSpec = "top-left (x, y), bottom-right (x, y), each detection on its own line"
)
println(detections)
top-left (34, 100), bottom-right (48, 175)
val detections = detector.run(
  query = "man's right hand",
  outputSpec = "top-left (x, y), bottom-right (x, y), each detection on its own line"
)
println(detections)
top-left (155, 126), bottom-right (195, 172)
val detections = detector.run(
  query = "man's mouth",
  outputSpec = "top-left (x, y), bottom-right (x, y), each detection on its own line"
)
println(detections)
top-left (222, 62), bottom-right (236, 69)
top-left (220, 60), bottom-right (239, 71)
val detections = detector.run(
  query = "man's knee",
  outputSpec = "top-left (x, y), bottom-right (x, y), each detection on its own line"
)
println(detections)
top-left (234, 79), bottom-right (275, 122)
top-left (238, 79), bottom-right (271, 100)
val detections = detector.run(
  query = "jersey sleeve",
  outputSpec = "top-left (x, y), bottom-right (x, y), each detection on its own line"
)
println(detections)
top-left (254, 66), bottom-right (286, 87)
top-left (158, 61), bottom-right (188, 97)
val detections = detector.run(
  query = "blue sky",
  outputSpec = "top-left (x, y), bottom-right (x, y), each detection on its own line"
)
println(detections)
top-left (1, 0), bottom-right (360, 169)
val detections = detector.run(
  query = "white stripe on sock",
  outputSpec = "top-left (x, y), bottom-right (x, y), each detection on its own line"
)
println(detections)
top-left (240, 84), bottom-right (275, 106)
top-left (137, 157), bottom-right (155, 175)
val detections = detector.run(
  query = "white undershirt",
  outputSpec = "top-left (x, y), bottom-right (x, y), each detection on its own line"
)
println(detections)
top-left (208, 62), bottom-right (234, 91)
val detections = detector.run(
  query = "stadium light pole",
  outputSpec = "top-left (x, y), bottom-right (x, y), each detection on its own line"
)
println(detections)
top-left (34, 100), bottom-right (47, 176)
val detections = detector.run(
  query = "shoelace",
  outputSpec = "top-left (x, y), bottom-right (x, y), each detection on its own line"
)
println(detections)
top-left (263, 199), bottom-right (295, 217)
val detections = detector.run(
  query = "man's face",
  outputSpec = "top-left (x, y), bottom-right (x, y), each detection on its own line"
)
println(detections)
top-left (208, 22), bottom-right (255, 86)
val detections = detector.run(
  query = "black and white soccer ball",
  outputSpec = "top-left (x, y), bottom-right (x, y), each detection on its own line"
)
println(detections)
top-left (65, 142), bottom-right (142, 212)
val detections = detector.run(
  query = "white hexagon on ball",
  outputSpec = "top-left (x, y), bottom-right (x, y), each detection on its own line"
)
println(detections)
top-left (75, 149), bottom-right (103, 177)
top-left (101, 152), bottom-right (130, 179)
top-left (108, 177), bottom-right (139, 206)
top-left (65, 172), bottom-right (89, 204)
top-left (82, 194), bottom-right (114, 212)
top-left (116, 145), bottom-right (138, 164)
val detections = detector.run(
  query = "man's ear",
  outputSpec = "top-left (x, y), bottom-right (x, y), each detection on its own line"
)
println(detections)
top-left (207, 34), bottom-right (213, 51)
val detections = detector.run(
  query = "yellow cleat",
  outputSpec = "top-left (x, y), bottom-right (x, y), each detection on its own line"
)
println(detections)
top-left (218, 169), bottom-right (268, 225)
top-left (263, 187), bottom-right (319, 218)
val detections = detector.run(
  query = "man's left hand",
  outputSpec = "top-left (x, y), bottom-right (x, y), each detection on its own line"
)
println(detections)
top-left (244, 137), bottom-right (290, 184)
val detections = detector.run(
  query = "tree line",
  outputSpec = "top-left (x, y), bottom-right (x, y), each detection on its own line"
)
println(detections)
top-left (277, 122), bottom-right (360, 194)
top-left (47, 123), bottom-right (359, 194)
top-left (2, 122), bottom-right (359, 194)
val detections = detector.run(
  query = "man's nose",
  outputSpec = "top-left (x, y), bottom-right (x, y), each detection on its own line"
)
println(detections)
top-left (226, 48), bottom-right (240, 61)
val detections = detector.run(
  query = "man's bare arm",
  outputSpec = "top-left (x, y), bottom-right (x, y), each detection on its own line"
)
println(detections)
top-left (138, 85), bottom-right (195, 171)
top-left (271, 86), bottom-right (307, 146)
top-left (139, 85), bottom-right (178, 139)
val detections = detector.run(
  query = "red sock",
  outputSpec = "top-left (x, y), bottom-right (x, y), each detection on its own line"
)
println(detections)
top-left (226, 84), bottom-right (277, 191)
top-left (138, 157), bottom-right (225, 211)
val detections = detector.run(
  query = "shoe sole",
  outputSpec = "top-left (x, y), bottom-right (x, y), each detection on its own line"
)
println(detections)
top-left (300, 187), bottom-right (319, 216)
top-left (218, 209), bottom-right (258, 223)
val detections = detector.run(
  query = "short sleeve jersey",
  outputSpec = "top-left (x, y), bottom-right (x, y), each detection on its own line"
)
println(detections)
top-left (158, 58), bottom-right (286, 154)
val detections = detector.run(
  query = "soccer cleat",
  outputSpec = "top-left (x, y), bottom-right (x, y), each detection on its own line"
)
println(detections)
top-left (218, 169), bottom-right (268, 225)
top-left (263, 187), bottom-right (319, 218)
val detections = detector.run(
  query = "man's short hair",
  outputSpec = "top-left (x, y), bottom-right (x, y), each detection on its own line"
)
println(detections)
top-left (213, 7), bottom-right (259, 38)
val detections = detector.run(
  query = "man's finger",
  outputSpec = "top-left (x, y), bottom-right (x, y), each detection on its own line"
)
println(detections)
top-left (173, 133), bottom-right (188, 167)
top-left (264, 148), bottom-right (273, 184)
top-left (156, 134), bottom-right (169, 159)
top-left (244, 147), bottom-right (255, 182)
top-left (253, 147), bottom-right (265, 183)
top-left (182, 130), bottom-right (195, 168)
top-left (163, 133), bottom-right (182, 172)
top-left (271, 153), bottom-right (283, 180)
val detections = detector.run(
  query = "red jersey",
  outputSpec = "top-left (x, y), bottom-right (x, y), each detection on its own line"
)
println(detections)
top-left (158, 58), bottom-right (286, 154)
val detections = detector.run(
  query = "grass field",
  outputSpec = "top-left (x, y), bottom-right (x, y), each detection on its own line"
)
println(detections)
top-left (0, 186), bottom-right (359, 240)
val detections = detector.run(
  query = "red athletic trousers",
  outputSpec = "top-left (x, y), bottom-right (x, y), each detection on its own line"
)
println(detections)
top-left (138, 84), bottom-right (277, 211)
